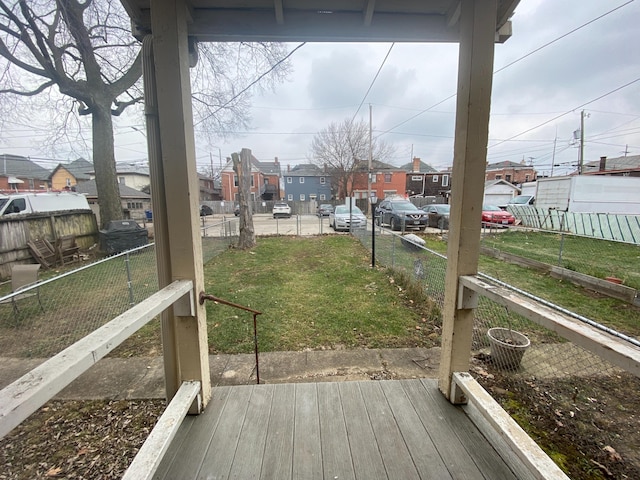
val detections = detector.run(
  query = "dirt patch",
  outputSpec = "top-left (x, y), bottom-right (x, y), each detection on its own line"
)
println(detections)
top-left (472, 358), bottom-right (640, 479)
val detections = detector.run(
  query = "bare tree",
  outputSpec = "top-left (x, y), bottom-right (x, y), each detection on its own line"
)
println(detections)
top-left (0, 0), bottom-right (291, 227)
top-left (311, 119), bottom-right (393, 200)
top-left (232, 148), bottom-right (255, 249)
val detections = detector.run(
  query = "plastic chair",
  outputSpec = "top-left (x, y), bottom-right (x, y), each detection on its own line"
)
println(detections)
top-left (0, 264), bottom-right (44, 316)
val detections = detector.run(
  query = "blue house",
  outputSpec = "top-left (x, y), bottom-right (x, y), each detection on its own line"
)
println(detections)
top-left (283, 164), bottom-right (332, 203)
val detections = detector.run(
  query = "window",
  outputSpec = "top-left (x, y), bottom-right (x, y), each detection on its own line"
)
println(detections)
top-left (300, 194), bottom-right (305, 201)
top-left (432, 175), bottom-right (438, 182)
top-left (119, 176), bottom-right (125, 184)
top-left (287, 194), bottom-right (293, 201)
top-left (65, 178), bottom-right (71, 187)
top-left (299, 177), bottom-right (304, 184)
top-left (320, 194), bottom-right (326, 201)
top-left (495, 174), bottom-right (502, 180)
top-left (505, 174), bottom-right (512, 182)
top-left (320, 177), bottom-right (325, 184)
top-left (287, 177), bottom-right (292, 184)
top-left (525, 175), bottom-right (530, 182)
top-left (411, 176), bottom-right (422, 181)
top-left (371, 174), bottom-right (377, 183)
top-left (442, 175), bottom-right (449, 187)
top-left (234, 175), bottom-right (239, 187)
top-left (384, 173), bottom-right (392, 183)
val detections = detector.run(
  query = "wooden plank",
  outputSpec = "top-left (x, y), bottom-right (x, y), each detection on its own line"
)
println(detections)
top-left (316, 382), bottom-right (355, 480)
top-left (453, 372), bottom-right (569, 480)
top-left (122, 381), bottom-right (200, 480)
top-left (0, 280), bottom-right (193, 439)
top-left (358, 382), bottom-right (420, 479)
top-left (379, 381), bottom-right (453, 479)
top-left (260, 383), bottom-right (295, 480)
top-left (419, 379), bottom-right (519, 480)
top-left (459, 275), bottom-right (640, 377)
top-left (400, 379), bottom-right (484, 479)
top-left (228, 384), bottom-right (274, 479)
top-left (198, 385), bottom-right (253, 477)
top-left (338, 382), bottom-right (387, 480)
top-left (292, 383), bottom-right (322, 479)
top-left (157, 386), bottom-right (231, 479)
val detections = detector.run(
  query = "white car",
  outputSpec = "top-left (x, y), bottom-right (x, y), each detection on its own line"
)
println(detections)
top-left (272, 202), bottom-right (292, 218)
top-left (330, 205), bottom-right (367, 231)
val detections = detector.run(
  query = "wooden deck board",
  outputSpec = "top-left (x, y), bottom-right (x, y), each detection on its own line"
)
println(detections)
top-left (260, 383), bottom-right (295, 480)
top-left (317, 383), bottom-right (355, 480)
top-left (155, 379), bottom-right (527, 480)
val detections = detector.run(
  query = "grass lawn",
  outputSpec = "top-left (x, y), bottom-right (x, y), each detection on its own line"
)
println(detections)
top-left (420, 234), bottom-right (640, 339)
top-left (202, 235), bottom-right (441, 354)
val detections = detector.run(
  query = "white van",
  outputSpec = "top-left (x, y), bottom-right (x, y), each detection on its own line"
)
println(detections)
top-left (0, 192), bottom-right (91, 216)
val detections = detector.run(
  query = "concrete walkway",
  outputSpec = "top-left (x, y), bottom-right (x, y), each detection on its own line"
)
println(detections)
top-left (0, 347), bottom-right (441, 400)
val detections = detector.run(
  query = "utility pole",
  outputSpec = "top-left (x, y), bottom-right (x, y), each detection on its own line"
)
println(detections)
top-left (579, 109), bottom-right (586, 175)
top-left (368, 104), bottom-right (373, 215)
top-left (550, 130), bottom-right (557, 177)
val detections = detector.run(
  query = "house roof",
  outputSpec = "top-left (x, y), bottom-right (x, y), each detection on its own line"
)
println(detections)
top-left (484, 179), bottom-right (520, 190)
top-left (75, 179), bottom-right (151, 199)
top-left (582, 155), bottom-right (640, 173)
top-left (0, 154), bottom-right (51, 180)
top-left (400, 160), bottom-right (438, 173)
top-left (49, 158), bottom-right (94, 181)
top-left (357, 159), bottom-right (403, 172)
top-left (486, 160), bottom-right (531, 170)
top-left (286, 164), bottom-right (325, 176)
top-left (256, 160), bottom-right (281, 176)
top-left (89, 162), bottom-right (150, 176)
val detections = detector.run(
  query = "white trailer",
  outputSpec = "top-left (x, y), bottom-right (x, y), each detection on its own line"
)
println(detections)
top-left (0, 192), bottom-right (91, 216)
top-left (534, 176), bottom-right (640, 214)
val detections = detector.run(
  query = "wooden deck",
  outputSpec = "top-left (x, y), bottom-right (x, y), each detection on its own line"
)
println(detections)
top-left (154, 379), bottom-right (531, 479)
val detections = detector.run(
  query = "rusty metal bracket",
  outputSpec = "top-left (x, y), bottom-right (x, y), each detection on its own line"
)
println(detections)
top-left (199, 292), bottom-right (262, 384)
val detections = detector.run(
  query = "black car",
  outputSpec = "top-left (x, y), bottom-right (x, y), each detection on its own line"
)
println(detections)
top-left (317, 204), bottom-right (334, 217)
top-left (375, 199), bottom-right (428, 231)
top-left (199, 204), bottom-right (213, 216)
top-left (233, 204), bottom-right (240, 216)
top-left (425, 204), bottom-right (450, 229)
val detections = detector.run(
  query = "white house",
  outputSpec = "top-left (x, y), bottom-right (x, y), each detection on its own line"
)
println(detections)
top-left (483, 179), bottom-right (520, 207)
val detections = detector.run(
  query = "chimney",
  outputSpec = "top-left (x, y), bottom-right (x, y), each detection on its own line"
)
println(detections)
top-left (412, 157), bottom-right (420, 173)
top-left (274, 156), bottom-right (279, 165)
top-left (287, 164), bottom-right (290, 172)
top-left (599, 156), bottom-right (607, 172)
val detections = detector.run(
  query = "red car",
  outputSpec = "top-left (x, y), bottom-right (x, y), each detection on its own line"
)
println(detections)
top-left (481, 205), bottom-right (515, 227)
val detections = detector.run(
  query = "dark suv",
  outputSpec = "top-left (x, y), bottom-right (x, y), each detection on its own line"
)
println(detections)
top-left (375, 199), bottom-right (428, 231)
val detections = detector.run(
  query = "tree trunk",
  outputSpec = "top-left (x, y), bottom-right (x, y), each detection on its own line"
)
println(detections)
top-left (92, 104), bottom-right (123, 228)
top-left (232, 148), bottom-right (255, 249)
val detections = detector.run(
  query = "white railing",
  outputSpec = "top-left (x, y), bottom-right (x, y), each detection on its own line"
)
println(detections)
top-left (0, 279), bottom-right (194, 439)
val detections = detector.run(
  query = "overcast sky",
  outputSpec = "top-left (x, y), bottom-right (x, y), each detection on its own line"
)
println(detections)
top-left (3, 0), bottom-right (640, 178)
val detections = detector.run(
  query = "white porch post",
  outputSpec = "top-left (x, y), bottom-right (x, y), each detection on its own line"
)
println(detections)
top-left (149, 0), bottom-right (211, 410)
top-left (438, 0), bottom-right (497, 402)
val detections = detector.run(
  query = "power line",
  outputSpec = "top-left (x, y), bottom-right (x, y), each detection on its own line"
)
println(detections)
top-left (350, 43), bottom-right (395, 125)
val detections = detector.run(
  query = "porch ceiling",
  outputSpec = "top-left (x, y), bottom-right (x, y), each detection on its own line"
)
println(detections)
top-left (119, 0), bottom-right (520, 43)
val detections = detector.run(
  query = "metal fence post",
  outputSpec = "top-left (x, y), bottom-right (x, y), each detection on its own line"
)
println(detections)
top-left (558, 211), bottom-right (566, 267)
top-left (125, 251), bottom-right (135, 307)
top-left (391, 233), bottom-right (396, 268)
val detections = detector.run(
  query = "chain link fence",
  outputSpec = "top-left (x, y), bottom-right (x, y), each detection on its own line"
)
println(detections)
top-left (0, 219), bottom-right (239, 374)
top-left (353, 220), bottom-right (640, 476)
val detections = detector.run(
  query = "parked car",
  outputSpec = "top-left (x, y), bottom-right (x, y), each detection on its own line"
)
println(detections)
top-left (425, 204), bottom-right (450, 229)
top-left (272, 201), bottom-right (292, 218)
top-left (375, 199), bottom-right (428, 231)
top-left (330, 205), bottom-right (367, 231)
top-left (317, 204), bottom-right (334, 217)
top-left (481, 204), bottom-right (515, 227)
top-left (200, 204), bottom-right (213, 216)
top-left (233, 204), bottom-right (240, 216)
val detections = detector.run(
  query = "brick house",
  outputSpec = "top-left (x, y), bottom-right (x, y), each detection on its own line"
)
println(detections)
top-left (485, 160), bottom-right (536, 185)
top-left (352, 159), bottom-right (407, 201)
top-left (220, 154), bottom-right (282, 202)
top-left (0, 154), bottom-right (51, 192)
